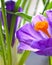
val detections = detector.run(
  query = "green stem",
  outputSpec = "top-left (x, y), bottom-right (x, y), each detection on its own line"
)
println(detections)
top-left (49, 56), bottom-right (52, 65)
top-left (1, 0), bottom-right (12, 65)
top-left (9, 0), bottom-right (21, 47)
top-left (42, 0), bottom-right (49, 14)
top-left (18, 51), bottom-right (31, 65)
top-left (42, 0), bottom-right (46, 4)
top-left (15, 12), bottom-right (32, 22)
top-left (7, 11), bottom-right (32, 22)
top-left (0, 21), bottom-right (6, 65)
top-left (21, 0), bottom-right (27, 9)
top-left (18, 0), bottom-right (27, 28)
top-left (23, 0), bottom-right (31, 24)
top-left (1, 0), bottom-right (9, 43)
top-left (8, 1), bottom-right (21, 64)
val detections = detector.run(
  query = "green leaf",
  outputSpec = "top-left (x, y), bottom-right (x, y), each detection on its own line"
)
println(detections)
top-left (7, 11), bottom-right (32, 22)
top-left (46, 2), bottom-right (52, 10)
top-left (42, 0), bottom-right (46, 4)
top-left (42, 0), bottom-right (49, 14)
top-left (0, 20), bottom-right (6, 65)
top-left (1, 0), bottom-right (12, 65)
top-left (15, 0), bottom-right (21, 11)
top-left (23, 0), bottom-right (31, 24)
top-left (18, 51), bottom-right (31, 65)
top-left (15, 12), bottom-right (32, 22)
top-left (0, 56), bottom-right (4, 65)
top-left (0, 46), bottom-right (2, 56)
top-left (21, 0), bottom-right (27, 9)
top-left (49, 56), bottom-right (52, 65)
top-left (43, 2), bottom-right (52, 16)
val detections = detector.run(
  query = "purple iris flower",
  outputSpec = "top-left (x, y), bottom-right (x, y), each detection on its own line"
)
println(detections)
top-left (16, 10), bottom-right (52, 56)
top-left (0, 1), bottom-right (23, 46)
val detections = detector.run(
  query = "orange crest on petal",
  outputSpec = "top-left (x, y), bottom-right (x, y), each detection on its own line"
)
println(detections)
top-left (34, 20), bottom-right (51, 37)
top-left (34, 20), bottom-right (48, 31)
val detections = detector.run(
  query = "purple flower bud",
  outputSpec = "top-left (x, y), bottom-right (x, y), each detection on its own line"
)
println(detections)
top-left (6, 1), bottom-right (23, 46)
top-left (1, 1), bottom-right (23, 47)
top-left (6, 1), bottom-right (15, 31)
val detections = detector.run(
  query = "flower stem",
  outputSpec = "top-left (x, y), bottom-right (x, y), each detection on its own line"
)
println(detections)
top-left (8, 1), bottom-right (21, 64)
top-left (0, 20), bottom-right (6, 65)
top-left (1, 0), bottom-right (12, 65)
top-left (9, 0), bottom-right (21, 47)
top-left (42, 0), bottom-right (49, 14)
top-left (15, 12), bottom-right (32, 22)
top-left (21, 0), bottom-right (27, 9)
top-left (23, 0), bottom-right (31, 24)
top-left (18, 51), bottom-right (31, 65)
top-left (18, 0), bottom-right (27, 28)
top-left (49, 56), bottom-right (52, 65)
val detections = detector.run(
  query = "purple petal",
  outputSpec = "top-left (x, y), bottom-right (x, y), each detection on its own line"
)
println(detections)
top-left (36, 47), bottom-right (52, 56)
top-left (18, 38), bottom-right (52, 56)
top-left (46, 10), bottom-right (52, 35)
top-left (16, 23), bottom-right (47, 46)
top-left (32, 14), bottom-right (47, 26)
top-left (0, 10), bottom-right (2, 20)
top-left (17, 48), bottom-right (23, 53)
top-left (6, 1), bottom-right (15, 31)
top-left (46, 10), bottom-right (52, 26)
top-left (6, 1), bottom-right (23, 46)
top-left (16, 14), bottom-right (52, 56)
top-left (5, 1), bottom-right (15, 46)
top-left (18, 43), bottom-right (39, 52)
top-left (32, 15), bottom-right (52, 37)
top-left (33, 38), bottom-right (52, 56)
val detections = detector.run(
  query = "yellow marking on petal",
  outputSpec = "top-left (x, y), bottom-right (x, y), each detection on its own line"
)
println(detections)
top-left (34, 21), bottom-right (51, 37)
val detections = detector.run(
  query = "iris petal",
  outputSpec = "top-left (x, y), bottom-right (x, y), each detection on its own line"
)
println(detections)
top-left (32, 14), bottom-right (50, 38)
top-left (16, 23), bottom-right (48, 47)
top-left (32, 38), bottom-right (52, 56)
top-left (46, 10), bottom-right (52, 23)
top-left (18, 43), bottom-right (39, 52)
top-left (32, 14), bottom-right (47, 26)
top-left (46, 10), bottom-right (52, 35)
top-left (16, 13), bottom-right (52, 56)
top-left (6, 1), bottom-right (15, 31)
top-left (36, 47), bottom-right (52, 56)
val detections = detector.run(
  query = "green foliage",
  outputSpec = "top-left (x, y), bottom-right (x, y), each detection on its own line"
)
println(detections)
top-left (7, 11), bottom-right (32, 22)
top-left (46, 2), bottom-right (52, 10)
top-left (18, 51), bottom-right (30, 65)
top-left (42, 0), bottom-right (49, 14)
top-left (43, 2), bottom-right (52, 16)
top-left (42, 0), bottom-right (46, 4)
